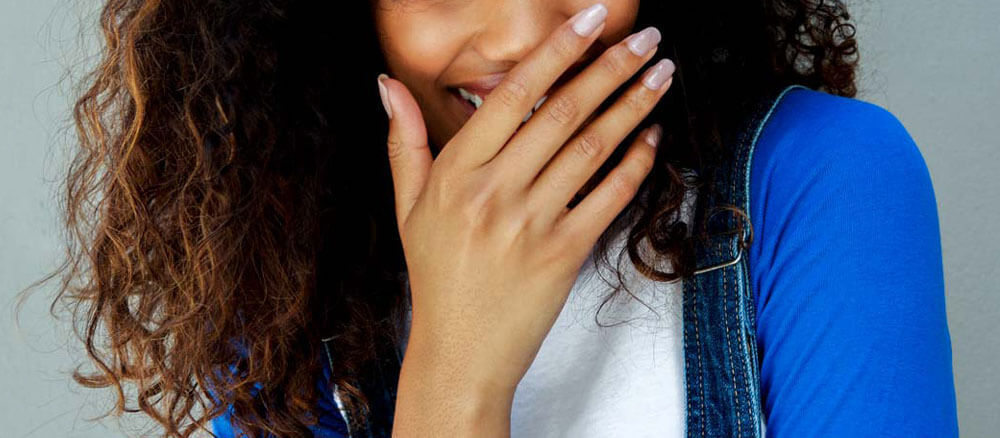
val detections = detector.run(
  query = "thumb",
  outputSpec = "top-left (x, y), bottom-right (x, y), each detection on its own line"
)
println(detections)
top-left (378, 73), bottom-right (431, 227)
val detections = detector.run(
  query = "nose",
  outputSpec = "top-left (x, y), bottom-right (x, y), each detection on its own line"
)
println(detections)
top-left (470, 2), bottom-right (569, 64)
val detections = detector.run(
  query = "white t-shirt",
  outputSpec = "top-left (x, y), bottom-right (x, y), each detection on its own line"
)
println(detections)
top-left (504, 216), bottom-right (686, 437)
top-left (340, 196), bottom-right (691, 437)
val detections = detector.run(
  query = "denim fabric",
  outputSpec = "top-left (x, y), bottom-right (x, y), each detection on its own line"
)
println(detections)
top-left (680, 85), bottom-right (805, 438)
top-left (321, 85), bottom-right (805, 438)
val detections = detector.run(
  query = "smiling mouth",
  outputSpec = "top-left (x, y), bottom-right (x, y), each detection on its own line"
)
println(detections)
top-left (446, 55), bottom-right (596, 124)
top-left (447, 80), bottom-right (628, 135)
top-left (449, 87), bottom-right (549, 123)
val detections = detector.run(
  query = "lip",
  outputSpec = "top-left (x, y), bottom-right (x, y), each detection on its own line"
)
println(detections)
top-left (447, 58), bottom-right (593, 105)
top-left (450, 88), bottom-right (477, 119)
top-left (447, 77), bottom-right (615, 132)
top-left (449, 72), bottom-right (507, 101)
top-left (447, 86), bottom-right (547, 124)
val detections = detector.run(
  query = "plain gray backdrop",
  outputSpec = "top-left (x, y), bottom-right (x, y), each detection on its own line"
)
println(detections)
top-left (2, 0), bottom-right (997, 436)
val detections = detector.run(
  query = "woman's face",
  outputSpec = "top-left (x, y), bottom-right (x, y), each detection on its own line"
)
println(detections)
top-left (374, 0), bottom-right (641, 153)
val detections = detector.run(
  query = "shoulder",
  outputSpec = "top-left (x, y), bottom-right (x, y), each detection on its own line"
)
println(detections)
top-left (752, 87), bottom-right (928, 179)
top-left (749, 88), bottom-right (935, 213)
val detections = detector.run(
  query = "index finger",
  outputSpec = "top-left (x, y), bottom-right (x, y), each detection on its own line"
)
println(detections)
top-left (441, 2), bottom-right (609, 170)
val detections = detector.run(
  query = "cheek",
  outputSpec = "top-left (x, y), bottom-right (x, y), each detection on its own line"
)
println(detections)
top-left (375, 10), bottom-right (472, 147)
top-left (376, 13), bottom-right (462, 87)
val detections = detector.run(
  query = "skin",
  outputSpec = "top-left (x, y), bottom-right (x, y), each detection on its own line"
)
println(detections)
top-left (373, 1), bottom-right (673, 436)
top-left (374, 0), bottom-right (641, 152)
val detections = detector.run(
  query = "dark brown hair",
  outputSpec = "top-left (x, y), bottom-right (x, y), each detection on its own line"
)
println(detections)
top-left (33, 0), bottom-right (857, 436)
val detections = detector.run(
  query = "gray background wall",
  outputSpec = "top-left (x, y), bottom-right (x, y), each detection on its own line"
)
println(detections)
top-left (2, 0), bottom-right (996, 436)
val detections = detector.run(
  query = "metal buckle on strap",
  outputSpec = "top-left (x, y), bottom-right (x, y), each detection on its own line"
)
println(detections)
top-left (693, 245), bottom-right (744, 275)
top-left (691, 206), bottom-right (754, 276)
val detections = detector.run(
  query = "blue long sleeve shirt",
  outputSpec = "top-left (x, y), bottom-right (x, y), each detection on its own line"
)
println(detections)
top-left (748, 88), bottom-right (958, 436)
top-left (210, 88), bottom-right (959, 437)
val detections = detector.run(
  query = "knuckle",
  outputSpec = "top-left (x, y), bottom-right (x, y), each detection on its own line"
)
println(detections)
top-left (542, 94), bottom-right (580, 126)
top-left (623, 90), bottom-right (652, 117)
top-left (550, 30), bottom-right (580, 59)
top-left (494, 73), bottom-right (531, 108)
top-left (455, 169), bottom-right (513, 225)
top-left (428, 149), bottom-right (454, 175)
top-left (456, 185), bottom-right (497, 226)
top-left (611, 170), bottom-right (640, 197)
top-left (597, 46), bottom-right (633, 78)
top-left (538, 235), bottom-right (572, 268)
top-left (632, 149), bottom-right (656, 173)
top-left (572, 131), bottom-right (604, 160)
top-left (457, 202), bottom-right (488, 229)
top-left (386, 137), bottom-right (406, 161)
top-left (426, 171), bottom-right (457, 203)
top-left (497, 206), bottom-right (533, 242)
top-left (616, 152), bottom-right (655, 193)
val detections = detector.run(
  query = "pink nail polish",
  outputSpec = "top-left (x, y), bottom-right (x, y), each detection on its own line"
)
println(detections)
top-left (571, 3), bottom-right (608, 37)
top-left (626, 27), bottom-right (661, 56)
top-left (377, 73), bottom-right (393, 119)
top-left (642, 59), bottom-right (675, 90)
top-left (644, 124), bottom-right (663, 148)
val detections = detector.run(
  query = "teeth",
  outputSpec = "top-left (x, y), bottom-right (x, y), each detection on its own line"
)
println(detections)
top-left (533, 95), bottom-right (548, 111)
top-left (522, 95), bottom-right (548, 123)
top-left (457, 87), bottom-right (484, 109)
top-left (458, 87), bottom-right (549, 124)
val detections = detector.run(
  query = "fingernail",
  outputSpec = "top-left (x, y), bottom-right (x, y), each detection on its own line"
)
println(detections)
top-left (644, 124), bottom-right (663, 148)
top-left (642, 59), bottom-right (675, 90)
top-left (626, 27), bottom-right (661, 56)
top-left (571, 3), bottom-right (608, 37)
top-left (377, 73), bottom-right (393, 119)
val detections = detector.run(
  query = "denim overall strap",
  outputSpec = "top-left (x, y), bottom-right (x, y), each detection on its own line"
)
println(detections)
top-left (683, 85), bottom-right (806, 438)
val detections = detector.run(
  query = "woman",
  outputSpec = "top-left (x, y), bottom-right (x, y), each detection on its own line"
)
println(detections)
top-left (50, 0), bottom-right (958, 437)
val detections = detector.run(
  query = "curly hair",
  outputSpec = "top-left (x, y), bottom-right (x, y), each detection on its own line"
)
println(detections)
top-left (35, 0), bottom-right (857, 436)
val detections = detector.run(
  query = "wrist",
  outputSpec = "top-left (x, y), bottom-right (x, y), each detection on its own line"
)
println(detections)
top-left (393, 338), bottom-right (515, 437)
